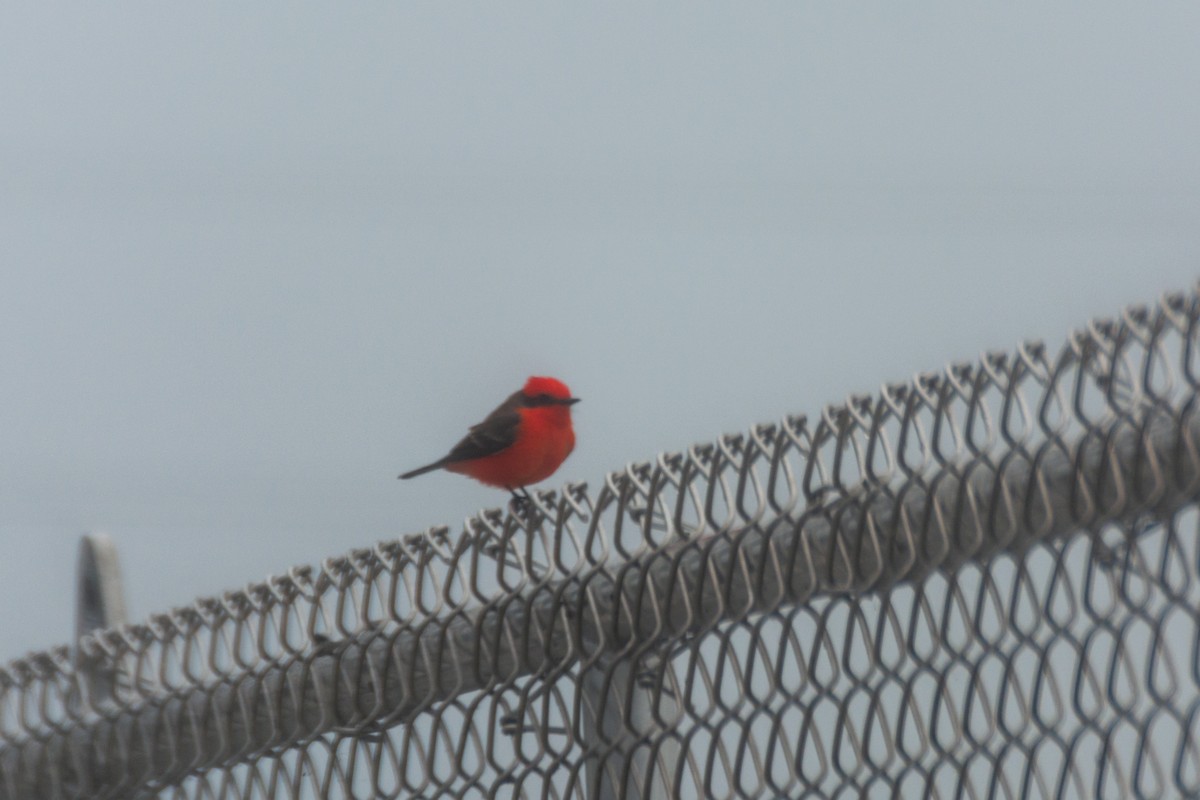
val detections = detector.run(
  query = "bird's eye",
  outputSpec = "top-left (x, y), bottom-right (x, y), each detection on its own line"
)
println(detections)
top-left (537, 393), bottom-right (552, 404)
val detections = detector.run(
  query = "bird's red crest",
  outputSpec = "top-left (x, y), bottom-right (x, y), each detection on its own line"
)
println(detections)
top-left (523, 376), bottom-right (572, 400)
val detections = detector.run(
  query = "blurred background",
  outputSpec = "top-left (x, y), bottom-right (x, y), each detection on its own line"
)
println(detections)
top-left (1, 4), bottom-right (1197, 662)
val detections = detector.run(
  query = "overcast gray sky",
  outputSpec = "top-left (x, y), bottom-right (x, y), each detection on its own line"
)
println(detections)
top-left (2, 4), bottom-right (1198, 662)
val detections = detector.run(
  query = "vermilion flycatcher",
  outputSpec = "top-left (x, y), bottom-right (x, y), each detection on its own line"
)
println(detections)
top-left (399, 376), bottom-right (580, 500)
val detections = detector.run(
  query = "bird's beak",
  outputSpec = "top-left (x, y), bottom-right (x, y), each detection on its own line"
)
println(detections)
top-left (565, 397), bottom-right (581, 405)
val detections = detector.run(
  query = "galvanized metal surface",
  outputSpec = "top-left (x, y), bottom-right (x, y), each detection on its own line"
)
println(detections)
top-left (3, 287), bottom-right (1200, 798)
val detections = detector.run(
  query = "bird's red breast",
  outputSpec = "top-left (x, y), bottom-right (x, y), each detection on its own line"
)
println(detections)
top-left (445, 402), bottom-right (575, 488)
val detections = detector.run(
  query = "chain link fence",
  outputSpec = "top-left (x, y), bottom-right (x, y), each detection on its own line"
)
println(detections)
top-left (3, 286), bottom-right (1200, 799)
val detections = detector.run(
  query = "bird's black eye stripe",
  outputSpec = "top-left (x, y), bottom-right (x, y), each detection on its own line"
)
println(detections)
top-left (524, 393), bottom-right (559, 407)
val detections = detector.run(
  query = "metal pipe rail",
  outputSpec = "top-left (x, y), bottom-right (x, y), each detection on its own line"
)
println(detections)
top-left (2, 288), bottom-right (1198, 799)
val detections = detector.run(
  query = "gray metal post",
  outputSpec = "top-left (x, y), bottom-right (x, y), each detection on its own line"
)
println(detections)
top-left (74, 533), bottom-right (127, 706)
top-left (581, 654), bottom-right (681, 799)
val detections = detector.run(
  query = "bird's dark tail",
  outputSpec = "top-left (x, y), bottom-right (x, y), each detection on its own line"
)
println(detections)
top-left (398, 460), bottom-right (446, 480)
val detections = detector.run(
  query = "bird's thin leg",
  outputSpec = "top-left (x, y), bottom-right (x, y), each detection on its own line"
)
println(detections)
top-left (507, 486), bottom-right (534, 509)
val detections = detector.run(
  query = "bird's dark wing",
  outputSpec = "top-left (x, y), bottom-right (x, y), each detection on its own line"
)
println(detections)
top-left (441, 391), bottom-right (523, 464)
top-left (399, 391), bottom-right (523, 479)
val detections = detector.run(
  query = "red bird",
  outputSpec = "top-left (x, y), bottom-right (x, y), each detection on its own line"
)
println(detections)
top-left (399, 376), bottom-right (580, 500)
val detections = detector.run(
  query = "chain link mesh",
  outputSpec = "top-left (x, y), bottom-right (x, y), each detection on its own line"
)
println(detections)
top-left (3, 287), bottom-right (1200, 799)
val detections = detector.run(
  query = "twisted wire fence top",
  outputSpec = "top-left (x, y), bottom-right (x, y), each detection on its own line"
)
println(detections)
top-left (3, 285), bottom-right (1200, 798)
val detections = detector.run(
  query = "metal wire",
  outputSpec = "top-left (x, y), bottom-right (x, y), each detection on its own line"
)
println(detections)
top-left (3, 286), bottom-right (1200, 799)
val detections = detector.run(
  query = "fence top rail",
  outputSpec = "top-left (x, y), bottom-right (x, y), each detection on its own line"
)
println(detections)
top-left (2, 284), bottom-right (1199, 798)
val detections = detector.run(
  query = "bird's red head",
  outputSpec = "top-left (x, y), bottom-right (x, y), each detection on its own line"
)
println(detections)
top-left (522, 376), bottom-right (579, 406)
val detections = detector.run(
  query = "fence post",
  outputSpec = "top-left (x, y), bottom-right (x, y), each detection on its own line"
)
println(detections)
top-left (74, 533), bottom-right (126, 706)
top-left (581, 654), bottom-right (681, 799)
